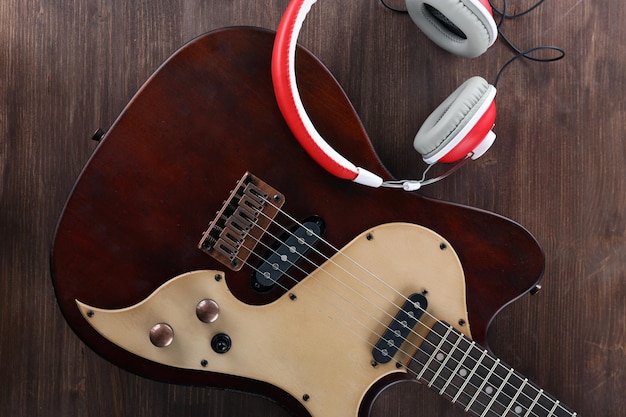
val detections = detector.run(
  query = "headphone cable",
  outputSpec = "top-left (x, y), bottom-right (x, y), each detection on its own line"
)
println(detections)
top-left (378, 0), bottom-right (565, 87)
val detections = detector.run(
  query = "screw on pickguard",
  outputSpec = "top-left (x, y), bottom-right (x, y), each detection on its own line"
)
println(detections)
top-left (198, 172), bottom-right (285, 271)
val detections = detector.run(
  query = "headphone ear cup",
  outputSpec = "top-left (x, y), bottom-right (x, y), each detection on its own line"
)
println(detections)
top-left (413, 76), bottom-right (497, 164)
top-left (405, 0), bottom-right (497, 58)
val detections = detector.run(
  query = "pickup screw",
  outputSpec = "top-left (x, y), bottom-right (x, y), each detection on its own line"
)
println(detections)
top-left (366, 233), bottom-right (374, 241)
top-left (458, 319), bottom-right (466, 326)
top-left (440, 243), bottom-right (447, 250)
top-left (302, 394), bottom-right (310, 402)
top-left (215, 274), bottom-right (222, 282)
top-left (396, 362), bottom-right (403, 369)
top-left (422, 289), bottom-right (428, 295)
top-left (87, 310), bottom-right (95, 318)
top-left (289, 293), bottom-right (297, 301)
top-left (371, 360), bottom-right (378, 368)
top-left (273, 195), bottom-right (282, 203)
top-left (200, 359), bottom-right (208, 367)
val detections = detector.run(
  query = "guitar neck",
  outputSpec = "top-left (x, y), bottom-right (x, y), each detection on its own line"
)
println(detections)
top-left (409, 321), bottom-right (579, 417)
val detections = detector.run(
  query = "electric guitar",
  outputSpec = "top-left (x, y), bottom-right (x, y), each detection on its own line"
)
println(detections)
top-left (51, 27), bottom-right (579, 417)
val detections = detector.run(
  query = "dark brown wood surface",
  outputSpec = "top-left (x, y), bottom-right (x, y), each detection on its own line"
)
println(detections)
top-left (0, 1), bottom-right (623, 416)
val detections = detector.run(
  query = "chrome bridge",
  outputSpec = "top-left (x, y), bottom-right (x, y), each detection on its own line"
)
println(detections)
top-left (198, 172), bottom-right (285, 270)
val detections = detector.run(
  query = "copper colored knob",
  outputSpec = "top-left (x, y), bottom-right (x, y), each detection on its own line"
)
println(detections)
top-left (196, 299), bottom-right (220, 323)
top-left (149, 323), bottom-right (174, 348)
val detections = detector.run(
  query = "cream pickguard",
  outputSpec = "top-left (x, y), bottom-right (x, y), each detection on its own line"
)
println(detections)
top-left (77, 223), bottom-right (471, 417)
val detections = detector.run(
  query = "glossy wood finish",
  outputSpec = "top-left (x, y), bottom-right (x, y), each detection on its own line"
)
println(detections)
top-left (1, 1), bottom-right (624, 416)
top-left (50, 27), bottom-right (544, 416)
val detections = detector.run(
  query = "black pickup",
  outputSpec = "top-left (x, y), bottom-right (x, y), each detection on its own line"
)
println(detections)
top-left (253, 218), bottom-right (323, 289)
top-left (373, 293), bottom-right (428, 364)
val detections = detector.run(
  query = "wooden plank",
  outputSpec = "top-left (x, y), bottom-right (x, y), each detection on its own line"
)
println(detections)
top-left (0, 1), bottom-right (622, 416)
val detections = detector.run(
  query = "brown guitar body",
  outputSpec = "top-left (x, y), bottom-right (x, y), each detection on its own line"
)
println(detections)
top-left (51, 27), bottom-right (544, 417)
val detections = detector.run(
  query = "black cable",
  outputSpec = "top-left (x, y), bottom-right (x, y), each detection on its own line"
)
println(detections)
top-left (379, 0), bottom-right (408, 14)
top-left (493, 44), bottom-right (564, 87)
top-left (490, 0), bottom-right (547, 20)
top-left (489, 0), bottom-right (565, 86)
top-left (378, 0), bottom-right (565, 86)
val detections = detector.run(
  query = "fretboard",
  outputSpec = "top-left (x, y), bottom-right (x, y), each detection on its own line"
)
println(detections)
top-left (408, 321), bottom-right (579, 417)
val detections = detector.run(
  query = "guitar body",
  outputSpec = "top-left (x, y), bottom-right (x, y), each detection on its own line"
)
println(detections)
top-left (51, 27), bottom-right (544, 417)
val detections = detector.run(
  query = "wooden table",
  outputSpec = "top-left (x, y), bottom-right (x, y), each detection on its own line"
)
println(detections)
top-left (1, 1), bottom-right (622, 416)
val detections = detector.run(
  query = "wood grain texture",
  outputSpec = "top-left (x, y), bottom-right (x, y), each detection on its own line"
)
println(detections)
top-left (0, 1), bottom-right (623, 416)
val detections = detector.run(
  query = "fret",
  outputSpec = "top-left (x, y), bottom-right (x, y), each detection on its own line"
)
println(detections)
top-left (502, 378), bottom-right (528, 416)
top-left (484, 358), bottom-right (529, 417)
top-left (410, 320), bottom-right (579, 417)
top-left (534, 388), bottom-right (577, 417)
top-left (458, 335), bottom-right (524, 416)
top-left (547, 401), bottom-right (561, 416)
top-left (437, 328), bottom-right (476, 399)
top-left (415, 323), bottom-right (452, 380)
top-left (465, 358), bottom-right (500, 413)
top-left (413, 322), bottom-right (471, 399)
top-left (412, 322), bottom-right (516, 416)
top-left (480, 367), bottom-right (513, 417)
top-left (524, 389), bottom-right (544, 417)
top-left (412, 321), bottom-right (480, 407)
top-left (442, 338), bottom-right (475, 396)
top-left (452, 346), bottom-right (486, 404)
top-left (536, 391), bottom-right (557, 417)
top-left (429, 331), bottom-right (463, 388)
top-left (557, 405), bottom-right (577, 417)
top-left (519, 384), bottom-right (578, 417)
top-left (514, 378), bottom-right (543, 416)
top-left (458, 346), bottom-right (498, 415)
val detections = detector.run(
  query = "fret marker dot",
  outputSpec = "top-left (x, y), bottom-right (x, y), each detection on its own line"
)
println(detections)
top-left (484, 386), bottom-right (494, 395)
top-left (436, 353), bottom-right (445, 361)
top-left (514, 406), bottom-right (523, 414)
top-left (459, 368), bottom-right (468, 377)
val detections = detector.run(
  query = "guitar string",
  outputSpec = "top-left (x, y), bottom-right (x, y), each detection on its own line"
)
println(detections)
top-left (228, 212), bottom-right (562, 417)
top-left (217, 201), bottom-right (533, 414)
top-left (226, 224), bottom-right (503, 415)
top-left (267, 5), bottom-right (566, 411)
top-left (242, 217), bottom-right (428, 354)
top-left (219, 197), bottom-right (567, 416)
top-left (249, 197), bottom-right (573, 417)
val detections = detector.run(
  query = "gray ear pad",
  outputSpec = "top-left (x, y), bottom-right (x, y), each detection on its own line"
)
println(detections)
top-left (413, 76), bottom-right (491, 161)
top-left (405, 0), bottom-right (496, 58)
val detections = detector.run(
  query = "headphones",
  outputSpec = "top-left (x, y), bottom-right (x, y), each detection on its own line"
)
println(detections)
top-left (272, 0), bottom-right (501, 191)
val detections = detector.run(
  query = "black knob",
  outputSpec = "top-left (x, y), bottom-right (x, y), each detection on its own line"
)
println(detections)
top-left (211, 333), bottom-right (232, 354)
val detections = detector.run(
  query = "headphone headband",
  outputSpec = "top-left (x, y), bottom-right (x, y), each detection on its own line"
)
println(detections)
top-left (272, 0), bottom-right (384, 188)
top-left (272, 0), bottom-right (499, 190)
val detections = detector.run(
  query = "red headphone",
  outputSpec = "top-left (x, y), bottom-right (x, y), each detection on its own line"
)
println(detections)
top-left (272, 0), bottom-right (498, 190)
